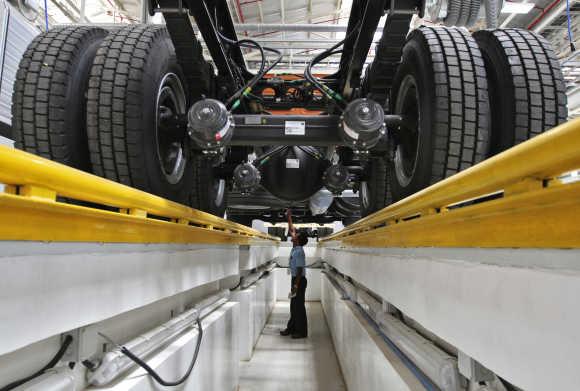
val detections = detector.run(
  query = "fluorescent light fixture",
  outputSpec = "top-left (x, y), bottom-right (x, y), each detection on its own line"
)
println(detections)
top-left (501, 2), bottom-right (536, 14)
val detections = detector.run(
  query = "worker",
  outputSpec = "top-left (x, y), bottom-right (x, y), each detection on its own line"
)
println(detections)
top-left (280, 209), bottom-right (308, 339)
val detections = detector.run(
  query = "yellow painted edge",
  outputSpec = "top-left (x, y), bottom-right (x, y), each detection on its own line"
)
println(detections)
top-left (333, 118), bottom-right (580, 236)
top-left (322, 182), bottom-right (580, 248)
top-left (0, 193), bottom-right (273, 245)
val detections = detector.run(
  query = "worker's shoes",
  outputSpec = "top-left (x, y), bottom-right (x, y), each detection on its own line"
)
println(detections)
top-left (280, 329), bottom-right (291, 336)
top-left (291, 334), bottom-right (307, 339)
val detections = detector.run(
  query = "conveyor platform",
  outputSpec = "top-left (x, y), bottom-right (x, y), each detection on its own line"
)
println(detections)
top-left (0, 119), bottom-right (579, 391)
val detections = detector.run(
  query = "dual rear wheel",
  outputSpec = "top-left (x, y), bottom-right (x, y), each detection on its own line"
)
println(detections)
top-left (360, 26), bottom-right (567, 216)
top-left (12, 25), bottom-right (227, 216)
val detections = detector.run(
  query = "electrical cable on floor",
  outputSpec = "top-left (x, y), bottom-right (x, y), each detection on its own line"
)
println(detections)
top-left (0, 335), bottom-right (73, 391)
top-left (566, 0), bottom-right (576, 52)
top-left (98, 318), bottom-right (203, 387)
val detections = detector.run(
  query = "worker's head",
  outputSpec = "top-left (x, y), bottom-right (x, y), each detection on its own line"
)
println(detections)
top-left (296, 231), bottom-right (308, 247)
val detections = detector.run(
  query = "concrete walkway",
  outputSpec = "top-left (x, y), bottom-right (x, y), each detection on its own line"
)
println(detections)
top-left (239, 302), bottom-right (347, 391)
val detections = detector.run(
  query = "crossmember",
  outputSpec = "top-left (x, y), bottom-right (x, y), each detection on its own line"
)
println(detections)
top-left (322, 118), bottom-right (580, 248)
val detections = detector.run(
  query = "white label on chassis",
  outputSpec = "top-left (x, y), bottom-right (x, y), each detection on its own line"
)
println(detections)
top-left (286, 159), bottom-right (300, 169)
top-left (284, 121), bottom-right (306, 135)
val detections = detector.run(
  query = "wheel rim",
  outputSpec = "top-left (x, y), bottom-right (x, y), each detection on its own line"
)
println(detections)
top-left (360, 181), bottom-right (371, 210)
top-left (394, 74), bottom-right (420, 187)
top-left (155, 73), bottom-right (187, 185)
top-left (213, 178), bottom-right (226, 208)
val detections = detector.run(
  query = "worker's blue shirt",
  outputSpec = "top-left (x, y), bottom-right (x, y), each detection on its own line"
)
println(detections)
top-left (289, 246), bottom-right (306, 277)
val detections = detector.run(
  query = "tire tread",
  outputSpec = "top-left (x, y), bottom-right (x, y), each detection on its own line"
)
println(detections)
top-left (12, 26), bottom-right (106, 170)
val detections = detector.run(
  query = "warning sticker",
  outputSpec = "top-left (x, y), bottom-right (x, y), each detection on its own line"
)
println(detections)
top-left (245, 116), bottom-right (262, 125)
top-left (286, 159), bottom-right (300, 169)
top-left (284, 121), bottom-right (306, 136)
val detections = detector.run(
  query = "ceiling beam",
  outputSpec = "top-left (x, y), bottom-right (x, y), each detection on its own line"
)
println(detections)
top-left (50, 0), bottom-right (77, 22)
top-left (532, 0), bottom-right (575, 33)
top-left (307, 0), bottom-right (313, 39)
top-left (280, 0), bottom-right (286, 38)
top-left (500, 0), bottom-right (531, 28)
top-left (220, 23), bottom-right (384, 32)
top-left (257, 0), bottom-right (264, 23)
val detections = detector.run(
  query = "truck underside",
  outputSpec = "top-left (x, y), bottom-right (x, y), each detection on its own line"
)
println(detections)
top-left (11, 0), bottom-right (568, 225)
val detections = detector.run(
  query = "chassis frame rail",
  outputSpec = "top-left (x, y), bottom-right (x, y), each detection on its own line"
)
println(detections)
top-left (0, 147), bottom-right (277, 244)
top-left (322, 119), bottom-right (580, 248)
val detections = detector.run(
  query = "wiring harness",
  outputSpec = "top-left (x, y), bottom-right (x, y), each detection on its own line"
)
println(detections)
top-left (304, 21), bottom-right (363, 111)
top-left (213, 8), bottom-right (283, 110)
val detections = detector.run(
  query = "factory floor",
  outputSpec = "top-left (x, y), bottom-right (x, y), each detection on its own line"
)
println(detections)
top-left (239, 302), bottom-right (347, 391)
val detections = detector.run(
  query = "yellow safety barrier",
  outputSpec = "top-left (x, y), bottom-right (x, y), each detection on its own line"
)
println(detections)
top-left (0, 146), bottom-right (278, 244)
top-left (322, 118), bottom-right (580, 248)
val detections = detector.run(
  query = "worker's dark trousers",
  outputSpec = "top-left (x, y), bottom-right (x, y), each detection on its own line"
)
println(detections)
top-left (287, 276), bottom-right (308, 336)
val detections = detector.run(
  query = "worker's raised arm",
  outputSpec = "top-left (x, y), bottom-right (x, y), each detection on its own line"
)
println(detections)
top-left (286, 209), bottom-right (296, 237)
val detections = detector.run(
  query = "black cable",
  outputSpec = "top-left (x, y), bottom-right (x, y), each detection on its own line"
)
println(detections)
top-left (114, 318), bottom-right (203, 387)
top-left (229, 277), bottom-right (243, 291)
top-left (225, 42), bottom-right (283, 108)
top-left (305, 49), bottom-right (344, 100)
top-left (303, 21), bottom-right (363, 108)
top-left (213, 8), bottom-right (282, 108)
top-left (0, 335), bottom-right (73, 391)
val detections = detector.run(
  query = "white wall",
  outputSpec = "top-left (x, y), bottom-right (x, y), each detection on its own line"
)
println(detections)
top-left (97, 302), bottom-right (240, 391)
top-left (238, 245), bottom-right (278, 271)
top-left (0, 242), bottom-right (240, 356)
top-left (230, 271), bottom-right (277, 361)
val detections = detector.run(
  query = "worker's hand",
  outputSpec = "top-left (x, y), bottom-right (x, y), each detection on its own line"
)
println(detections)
top-left (286, 208), bottom-right (292, 218)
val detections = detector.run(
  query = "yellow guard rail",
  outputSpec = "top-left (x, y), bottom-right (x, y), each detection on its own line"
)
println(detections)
top-left (0, 146), bottom-right (277, 244)
top-left (322, 118), bottom-right (580, 248)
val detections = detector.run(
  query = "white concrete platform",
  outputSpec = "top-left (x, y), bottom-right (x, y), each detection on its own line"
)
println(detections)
top-left (89, 301), bottom-right (240, 391)
top-left (0, 242), bottom-right (240, 355)
top-left (321, 246), bottom-right (580, 391)
top-left (239, 302), bottom-right (346, 391)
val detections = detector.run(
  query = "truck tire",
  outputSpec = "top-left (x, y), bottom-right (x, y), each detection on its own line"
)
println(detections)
top-left (87, 25), bottom-right (210, 208)
top-left (473, 29), bottom-right (568, 156)
top-left (359, 157), bottom-right (392, 217)
top-left (389, 27), bottom-right (490, 202)
top-left (189, 155), bottom-right (227, 217)
top-left (12, 26), bottom-right (107, 171)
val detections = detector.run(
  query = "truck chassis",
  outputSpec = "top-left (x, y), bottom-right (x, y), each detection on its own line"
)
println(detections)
top-left (11, 0), bottom-right (568, 225)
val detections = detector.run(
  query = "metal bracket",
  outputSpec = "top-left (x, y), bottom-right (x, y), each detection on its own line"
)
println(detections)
top-left (61, 328), bottom-right (84, 363)
top-left (457, 350), bottom-right (495, 382)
